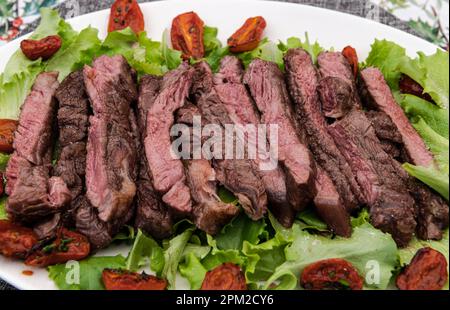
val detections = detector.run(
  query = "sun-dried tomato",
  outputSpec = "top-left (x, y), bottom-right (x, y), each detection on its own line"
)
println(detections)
top-left (0, 220), bottom-right (38, 259)
top-left (108, 0), bottom-right (145, 34)
top-left (25, 228), bottom-right (90, 267)
top-left (396, 247), bottom-right (448, 290)
top-left (20, 35), bottom-right (62, 61)
top-left (342, 46), bottom-right (359, 78)
top-left (200, 263), bottom-right (247, 290)
top-left (301, 258), bottom-right (363, 290)
top-left (171, 11), bottom-right (205, 60)
top-left (227, 16), bottom-right (266, 53)
top-left (399, 74), bottom-right (434, 103)
top-left (0, 119), bottom-right (18, 154)
top-left (102, 269), bottom-right (167, 290)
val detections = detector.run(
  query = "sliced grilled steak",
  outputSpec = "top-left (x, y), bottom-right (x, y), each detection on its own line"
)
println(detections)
top-left (358, 67), bottom-right (436, 168)
top-left (192, 61), bottom-right (268, 220)
top-left (135, 75), bottom-right (173, 239)
top-left (84, 55), bottom-right (138, 223)
top-left (214, 56), bottom-right (295, 227)
top-left (6, 72), bottom-right (71, 223)
top-left (144, 63), bottom-right (193, 216)
top-left (284, 48), bottom-right (362, 211)
top-left (328, 110), bottom-right (417, 247)
top-left (314, 166), bottom-right (351, 237)
top-left (365, 110), bottom-right (403, 159)
top-left (244, 58), bottom-right (316, 212)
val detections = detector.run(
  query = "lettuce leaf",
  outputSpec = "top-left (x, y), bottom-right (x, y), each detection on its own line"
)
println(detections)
top-left (278, 34), bottom-right (324, 64)
top-left (265, 222), bottom-right (398, 290)
top-left (47, 255), bottom-right (126, 290)
top-left (403, 164), bottom-right (449, 201)
top-left (237, 38), bottom-right (284, 70)
top-left (0, 197), bottom-right (7, 220)
top-left (125, 229), bottom-right (165, 275)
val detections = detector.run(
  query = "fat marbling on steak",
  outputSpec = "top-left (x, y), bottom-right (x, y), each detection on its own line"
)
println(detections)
top-left (144, 63), bottom-right (193, 216)
top-left (84, 55), bottom-right (138, 223)
top-left (192, 61), bottom-right (268, 220)
top-left (214, 56), bottom-right (295, 228)
top-left (135, 74), bottom-right (173, 239)
top-left (6, 72), bottom-right (71, 223)
top-left (244, 58), bottom-right (316, 213)
top-left (284, 48), bottom-right (361, 212)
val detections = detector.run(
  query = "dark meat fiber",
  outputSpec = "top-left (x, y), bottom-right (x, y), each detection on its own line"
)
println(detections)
top-left (84, 55), bottom-right (138, 223)
top-left (135, 74), bottom-right (173, 239)
top-left (244, 58), bottom-right (315, 212)
top-left (192, 61), bottom-right (268, 220)
top-left (6, 72), bottom-right (71, 223)
top-left (284, 48), bottom-right (361, 211)
top-left (214, 56), bottom-right (295, 227)
top-left (144, 63), bottom-right (193, 216)
top-left (328, 110), bottom-right (417, 247)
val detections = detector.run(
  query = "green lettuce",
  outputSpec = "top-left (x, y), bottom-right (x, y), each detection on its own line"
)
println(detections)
top-left (125, 229), bottom-right (164, 274)
top-left (48, 255), bottom-right (126, 290)
top-left (278, 34), bottom-right (325, 64)
top-left (403, 164), bottom-right (449, 201)
top-left (237, 38), bottom-right (284, 70)
top-left (0, 197), bottom-right (7, 220)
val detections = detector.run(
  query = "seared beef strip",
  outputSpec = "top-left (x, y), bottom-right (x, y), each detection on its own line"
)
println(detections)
top-left (314, 166), bottom-right (351, 237)
top-left (6, 72), bottom-right (71, 223)
top-left (135, 75), bottom-right (173, 239)
top-left (175, 103), bottom-right (239, 235)
top-left (84, 55), bottom-right (138, 223)
top-left (359, 68), bottom-right (436, 168)
top-left (244, 58), bottom-right (315, 212)
top-left (365, 110), bottom-right (403, 159)
top-left (144, 63), bottom-right (194, 216)
top-left (359, 67), bottom-right (448, 241)
top-left (284, 48), bottom-right (362, 211)
top-left (328, 110), bottom-right (417, 247)
top-left (214, 56), bottom-right (295, 227)
top-left (192, 61), bottom-right (268, 220)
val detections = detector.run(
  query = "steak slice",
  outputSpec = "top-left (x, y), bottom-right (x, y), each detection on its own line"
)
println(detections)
top-left (214, 56), bottom-right (295, 227)
top-left (358, 67), bottom-right (436, 168)
top-left (365, 110), bottom-right (403, 159)
top-left (135, 75), bottom-right (173, 239)
top-left (6, 72), bottom-right (71, 223)
top-left (84, 55), bottom-right (138, 222)
top-left (144, 63), bottom-right (193, 216)
top-left (244, 58), bottom-right (316, 212)
top-left (328, 110), bottom-right (417, 247)
top-left (192, 61), bottom-right (268, 220)
top-left (314, 166), bottom-right (351, 237)
top-left (284, 48), bottom-right (361, 211)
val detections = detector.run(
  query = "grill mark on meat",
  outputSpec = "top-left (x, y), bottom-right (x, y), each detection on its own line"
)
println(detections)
top-left (358, 67), bottom-right (436, 168)
top-left (176, 103), bottom-right (239, 235)
top-left (6, 72), bottom-right (71, 224)
top-left (214, 56), bottom-right (295, 227)
top-left (192, 61), bottom-right (268, 220)
top-left (284, 48), bottom-right (361, 211)
top-left (144, 63), bottom-right (193, 216)
top-left (314, 166), bottom-right (351, 237)
top-left (135, 75), bottom-right (173, 239)
top-left (244, 58), bottom-right (316, 212)
top-left (84, 55), bottom-right (138, 223)
top-left (328, 110), bottom-right (417, 247)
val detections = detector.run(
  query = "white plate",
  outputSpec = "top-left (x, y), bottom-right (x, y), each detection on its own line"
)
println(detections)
top-left (0, 0), bottom-right (440, 290)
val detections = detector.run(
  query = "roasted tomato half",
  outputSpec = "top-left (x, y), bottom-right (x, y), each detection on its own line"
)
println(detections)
top-left (171, 11), bottom-right (205, 60)
top-left (342, 46), bottom-right (359, 78)
top-left (0, 119), bottom-right (18, 154)
top-left (102, 269), bottom-right (168, 290)
top-left (108, 0), bottom-right (145, 33)
top-left (396, 247), bottom-right (448, 290)
top-left (301, 258), bottom-right (363, 290)
top-left (25, 228), bottom-right (90, 267)
top-left (201, 263), bottom-right (247, 290)
top-left (0, 220), bottom-right (38, 259)
top-left (227, 16), bottom-right (266, 53)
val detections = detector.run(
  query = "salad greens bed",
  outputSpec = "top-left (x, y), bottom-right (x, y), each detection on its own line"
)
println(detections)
top-left (0, 9), bottom-right (448, 290)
